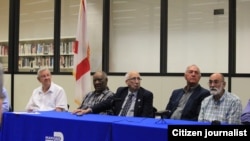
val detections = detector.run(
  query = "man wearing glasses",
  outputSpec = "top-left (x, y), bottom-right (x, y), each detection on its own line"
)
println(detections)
top-left (198, 73), bottom-right (242, 124)
top-left (72, 71), bottom-right (154, 118)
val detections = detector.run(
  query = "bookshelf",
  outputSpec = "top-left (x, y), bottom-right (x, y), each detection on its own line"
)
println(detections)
top-left (18, 38), bottom-right (75, 72)
top-left (18, 39), bottom-right (54, 72)
top-left (60, 38), bottom-right (74, 72)
top-left (0, 42), bottom-right (9, 72)
top-left (0, 38), bottom-right (75, 73)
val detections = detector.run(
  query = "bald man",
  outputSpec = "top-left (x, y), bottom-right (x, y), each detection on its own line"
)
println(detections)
top-left (72, 71), bottom-right (154, 118)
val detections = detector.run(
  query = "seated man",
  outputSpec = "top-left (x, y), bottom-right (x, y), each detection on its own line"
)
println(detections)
top-left (0, 95), bottom-right (4, 125)
top-left (72, 71), bottom-right (154, 118)
top-left (164, 64), bottom-right (210, 121)
top-left (25, 67), bottom-right (68, 112)
top-left (73, 71), bottom-right (114, 115)
top-left (0, 63), bottom-right (10, 125)
top-left (1, 87), bottom-right (10, 112)
top-left (241, 99), bottom-right (250, 125)
top-left (198, 73), bottom-right (242, 125)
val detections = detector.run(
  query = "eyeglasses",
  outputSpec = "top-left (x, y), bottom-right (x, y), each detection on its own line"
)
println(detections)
top-left (127, 77), bottom-right (142, 81)
top-left (208, 80), bottom-right (224, 85)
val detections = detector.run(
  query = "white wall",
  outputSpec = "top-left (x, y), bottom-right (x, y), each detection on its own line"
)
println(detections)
top-left (9, 74), bottom-right (249, 112)
top-left (232, 77), bottom-right (250, 107)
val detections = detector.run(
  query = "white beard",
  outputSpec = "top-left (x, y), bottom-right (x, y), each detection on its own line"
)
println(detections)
top-left (210, 89), bottom-right (219, 95)
top-left (210, 86), bottom-right (223, 96)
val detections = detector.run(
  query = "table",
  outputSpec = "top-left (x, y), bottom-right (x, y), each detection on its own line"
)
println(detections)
top-left (112, 118), bottom-right (209, 141)
top-left (1, 111), bottom-right (121, 141)
top-left (0, 111), bottom-right (209, 141)
top-left (112, 117), bottom-right (167, 141)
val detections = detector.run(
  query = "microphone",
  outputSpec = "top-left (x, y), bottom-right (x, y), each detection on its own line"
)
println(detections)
top-left (211, 120), bottom-right (221, 125)
top-left (155, 110), bottom-right (171, 124)
top-left (155, 110), bottom-right (171, 119)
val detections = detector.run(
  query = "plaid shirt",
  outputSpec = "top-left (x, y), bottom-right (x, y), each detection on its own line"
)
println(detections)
top-left (78, 89), bottom-right (114, 115)
top-left (198, 91), bottom-right (242, 124)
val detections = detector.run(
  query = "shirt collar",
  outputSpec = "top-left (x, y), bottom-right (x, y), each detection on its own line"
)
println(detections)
top-left (183, 84), bottom-right (199, 93)
top-left (128, 90), bottom-right (138, 97)
top-left (39, 82), bottom-right (54, 94)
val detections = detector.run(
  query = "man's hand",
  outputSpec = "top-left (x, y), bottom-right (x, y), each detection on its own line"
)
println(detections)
top-left (72, 108), bottom-right (92, 116)
top-left (55, 107), bottom-right (64, 112)
top-left (0, 98), bottom-right (3, 106)
top-left (0, 98), bottom-right (3, 125)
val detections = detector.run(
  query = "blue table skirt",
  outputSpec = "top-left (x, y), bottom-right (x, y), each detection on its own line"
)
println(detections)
top-left (0, 111), bottom-right (209, 141)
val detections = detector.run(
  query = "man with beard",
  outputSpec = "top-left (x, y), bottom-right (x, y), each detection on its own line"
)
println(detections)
top-left (164, 64), bottom-right (210, 121)
top-left (198, 73), bottom-right (242, 124)
top-left (72, 71), bottom-right (114, 115)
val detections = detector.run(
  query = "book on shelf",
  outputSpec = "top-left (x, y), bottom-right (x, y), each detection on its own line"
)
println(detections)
top-left (31, 44), bottom-right (37, 55)
top-left (60, 41), bottom-right (74, 55)
top-left (0, 45), bottom-right (8, 56)
top-left (44, 45), bottom-right (49, 54)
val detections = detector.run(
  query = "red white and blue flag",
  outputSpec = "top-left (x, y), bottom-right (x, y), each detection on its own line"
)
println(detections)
top-left (73, 0), bottom-right (91, 106)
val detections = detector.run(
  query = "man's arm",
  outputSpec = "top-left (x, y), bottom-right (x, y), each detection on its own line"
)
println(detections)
top-left (228, 99), bottom-right (243, 124)
top-left (141, 91), bottom-right (154, 117)
top-left (55, 88), bottom-right (68, 111)
top-left (0, 97), bottom-right (4, 125)
top-left (25, 93), bottom-right (35, 112)
top-left (72, 108), bottom-right (92, 116)
top-left (1, 88), bottom-right (9, 112)
top-left (198, 100), bottom-right (205, 122)
top-left (72, 94), bottom-right (116, 116)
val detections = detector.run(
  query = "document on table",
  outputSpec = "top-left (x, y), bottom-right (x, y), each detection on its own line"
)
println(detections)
top-left (13, 111), bottom-right (40, 114)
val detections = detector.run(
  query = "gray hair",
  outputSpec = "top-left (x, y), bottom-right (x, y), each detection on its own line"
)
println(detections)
top-left (185, 64), bottom-right (201, 77)
top-left (125, 72), bottom-right (130, 80)
top-left (37, 67), bottom-right (51, 78)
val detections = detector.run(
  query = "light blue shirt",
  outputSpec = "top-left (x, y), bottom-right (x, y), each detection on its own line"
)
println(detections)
top-left (198, 91), bottom-right (242, 124)
top-left (2, 87), bottom-right (10, 112)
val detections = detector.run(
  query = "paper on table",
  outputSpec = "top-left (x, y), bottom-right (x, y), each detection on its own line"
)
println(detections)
top-left (13, 111), bottom-right (40, 114)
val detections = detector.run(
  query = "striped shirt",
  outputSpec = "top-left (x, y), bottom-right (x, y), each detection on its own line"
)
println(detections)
top-left (78, 89), bottom-right (114, 115)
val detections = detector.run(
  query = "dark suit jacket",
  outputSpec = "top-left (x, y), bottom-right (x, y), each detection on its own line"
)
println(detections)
top-left (165, 85), bottom-right (210, 121)
top-left (91, 87), bottom-right (154, 118)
